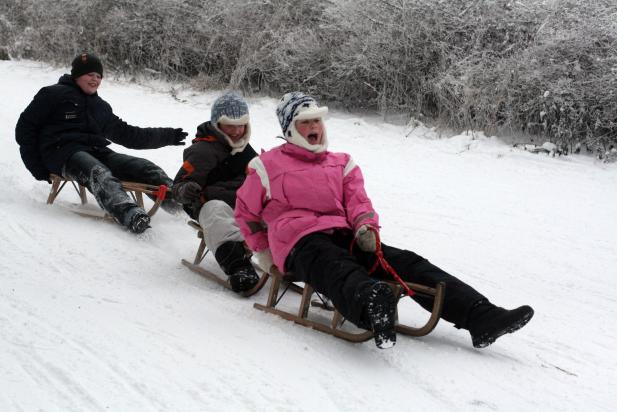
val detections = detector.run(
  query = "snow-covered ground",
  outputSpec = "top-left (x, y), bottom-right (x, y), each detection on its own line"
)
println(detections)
top-left (1, 60), bottom-right (616, 412)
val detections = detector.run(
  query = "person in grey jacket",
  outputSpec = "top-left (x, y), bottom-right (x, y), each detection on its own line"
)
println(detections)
top-left (15, 52), bottom-right (187, 233)
top-left (173, 92), bottom-right (259, 293)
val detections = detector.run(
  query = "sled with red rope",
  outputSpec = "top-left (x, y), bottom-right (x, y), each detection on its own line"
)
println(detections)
top-left (47, 173), bottom-right (169, 220)
top-left (254, 231), bottom-right (446, 343)
top-left (181, 220), bottom-right (269, 296)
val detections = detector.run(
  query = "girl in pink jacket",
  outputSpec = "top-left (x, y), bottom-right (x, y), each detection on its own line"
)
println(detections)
top-left (235, 92), bottom-right (534, 349)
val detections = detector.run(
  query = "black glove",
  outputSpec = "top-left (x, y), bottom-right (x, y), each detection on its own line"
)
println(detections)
top-left (174, 181), bottom-right (202, 204)
top-left (170, 128), bottom-right (188, 146)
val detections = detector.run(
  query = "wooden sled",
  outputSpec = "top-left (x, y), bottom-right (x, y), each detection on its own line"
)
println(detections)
top-left (180, 220), bottom-right (269, 297)
top-left (254, 267), bottom-right (446, 343)
top-left (47, 173), bottom-right (168, 220)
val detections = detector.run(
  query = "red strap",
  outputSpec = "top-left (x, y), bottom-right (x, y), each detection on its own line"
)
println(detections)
top-left (193, 135), bottom-right (217, 142)
top-left (351, 228), bottom-right (416, 297)
top-left (154, 185), bottom-right (168, 201)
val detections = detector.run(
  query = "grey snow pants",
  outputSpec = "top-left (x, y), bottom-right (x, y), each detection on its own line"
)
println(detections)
top-left (197, 200), bottom-right (244, 254)
top-left (62, 150), bottom-right (173, 226)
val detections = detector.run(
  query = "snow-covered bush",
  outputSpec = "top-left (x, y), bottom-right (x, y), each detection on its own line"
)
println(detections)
top-left (2, 0), bottom-right (616, 150)
top-left (439, 1), bottom-right (617, 154)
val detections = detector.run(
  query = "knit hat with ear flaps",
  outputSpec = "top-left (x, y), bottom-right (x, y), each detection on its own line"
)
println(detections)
top-left (71, 52), bottom-right (103, 79)
top-left (210, 91), bottom-right (251, 153)
top-left (276, 92), bottom-right (329, 153)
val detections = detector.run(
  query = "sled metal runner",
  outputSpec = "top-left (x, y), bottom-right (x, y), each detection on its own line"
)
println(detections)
top-left (181, 220), bottom-right (269, 297)
top-left (47, 174), bottom-right (167, 219)
top-left (254, 268), bottom-right (446, 343)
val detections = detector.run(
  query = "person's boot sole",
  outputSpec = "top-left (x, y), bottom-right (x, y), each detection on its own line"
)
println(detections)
top-left (229, 269), bottom-right (259, 293)
top-left (366, 283), bottom-right (397, 349)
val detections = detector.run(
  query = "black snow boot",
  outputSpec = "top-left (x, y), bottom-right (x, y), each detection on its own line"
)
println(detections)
top-left (128, 211), bottom-right (151, 234)
top-left (215, 241), bottom-right (259, 293)
top-left (228, 266), bottom-right (260, 293)
top-left (467, 300), bottom-right (534, 348)
top-left (359, 282), bottom-right (397, 349)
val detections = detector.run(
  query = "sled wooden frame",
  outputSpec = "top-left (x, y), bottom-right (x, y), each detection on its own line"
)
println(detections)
top-left (180, 220), bottom-right (269, 297)
top-left (254, 268), bottom-right (446, 343)
top-left (46, 173), bottom-right (167, 218)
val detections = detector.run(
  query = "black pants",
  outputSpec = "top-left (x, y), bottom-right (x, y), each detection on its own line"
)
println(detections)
top-left (286, 231), bottom-right (486, 329)
top-left (63, 150), bottom-right (173, 226)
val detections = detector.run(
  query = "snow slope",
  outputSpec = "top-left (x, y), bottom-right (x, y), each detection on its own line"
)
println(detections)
top-left (1, 60), bottom-right (616, 412)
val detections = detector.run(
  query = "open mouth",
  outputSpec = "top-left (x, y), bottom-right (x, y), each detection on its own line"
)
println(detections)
top-left (307, 133), bottom-right (320, 144)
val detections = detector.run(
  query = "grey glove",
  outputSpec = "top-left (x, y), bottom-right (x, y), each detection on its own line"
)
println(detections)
top-left (174, 181), bottom-right (202, 204)
top-left (355, 224), bottom-right (378, 252)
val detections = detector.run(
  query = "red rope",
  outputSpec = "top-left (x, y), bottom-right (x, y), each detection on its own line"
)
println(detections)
top-left (154, 185), bottom-right (168, 201)
top-left (351, 228), bottom-right (415, 297)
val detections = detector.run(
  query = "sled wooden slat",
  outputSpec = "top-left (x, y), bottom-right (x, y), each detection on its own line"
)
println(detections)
top-left (266, 274), bottom-right (283, 307)
top-left (254, 267), bottom-right (446, 342)
top-left (331, 310), bottom-right (344, 330)
top-left (181, 259), bottom-right (233, 288)
top-left (253, 303), bottom-right (374, 343)
top-left (47, 175), bottom-right (88, 205)
top-left (181, 221), bottom-right (269, 297)
top-left (47, 174), bottom-right (166, 218)
top-left (393, 281), bottom-right (445, 337)
top-left (298, 284), bottom-right (313, 318)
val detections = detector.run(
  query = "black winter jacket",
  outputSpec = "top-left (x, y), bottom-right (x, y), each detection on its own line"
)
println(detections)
top-left (173, 121), bottom-right (257, 219)
top-left (15, 74), bottom-right (179, 179)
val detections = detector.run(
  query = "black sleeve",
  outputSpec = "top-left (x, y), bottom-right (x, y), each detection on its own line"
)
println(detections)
top-left (15, 88), bottom-right (52, 181)
top-left (102, 103), bottom-right (176, 149)
top-left (204, 185), bottom-right (237, 209)
top-left (172, 142), bottom-right (221, 187)
top-left (203, 175), bottom-right (245, 208)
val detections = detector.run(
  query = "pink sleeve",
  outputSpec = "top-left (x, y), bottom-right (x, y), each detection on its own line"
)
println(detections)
top-left (234, 167), bottom-right (270, 252)
top-left (343, 163), bottom-right (379, 231)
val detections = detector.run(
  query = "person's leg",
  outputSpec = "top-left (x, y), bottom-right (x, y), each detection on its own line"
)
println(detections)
top-left (99, 151), bottom-right (172, 185)
top-left (288, 232), bottom-right (397, 348)
top-left (288, 232), bottom-right (375, 324)
top-left (198, 200), bottom-right (258, 292)
top-left (98, 152), bottom-right (181, 214)
top-left (362, 243), bottom-right (533, 347)
top-left (287, 232), bottom-right (397, 349)
top-left (198, 200), bottom-right (244, 252)
top-left (63, 151), bottom-right (149, 232)
top-left (359, 243), bottom-right (486, 328)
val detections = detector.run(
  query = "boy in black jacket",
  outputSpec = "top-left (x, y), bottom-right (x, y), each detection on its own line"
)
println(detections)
top-left (15, 52), bottom-right (187, 233)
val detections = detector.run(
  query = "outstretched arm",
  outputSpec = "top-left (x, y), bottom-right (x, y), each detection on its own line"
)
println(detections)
top-left (103, 103), bottom-right (186, 149)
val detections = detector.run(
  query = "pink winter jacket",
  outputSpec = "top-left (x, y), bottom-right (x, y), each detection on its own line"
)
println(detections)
top-left (235, 143), bottom-right (379, 271)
